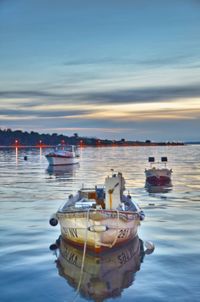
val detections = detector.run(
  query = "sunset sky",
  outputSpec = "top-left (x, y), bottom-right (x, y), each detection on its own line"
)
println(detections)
top-left (0, 0), bottom-right (200, 141)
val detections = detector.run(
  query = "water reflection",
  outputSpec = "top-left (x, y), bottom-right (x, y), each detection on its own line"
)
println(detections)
top-left (52, 237), bottom-right (154, 301)
top-left (46, 164), bottom-right (79, 178)
top-left (145, 184), bottom-right (172, 194)
top-left (39, 147), bottom-right (43, 160)
top-left (15, 147), bottom-right (18, 165)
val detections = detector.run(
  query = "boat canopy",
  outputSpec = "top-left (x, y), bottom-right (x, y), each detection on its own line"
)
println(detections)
top-left (55, 145), bottom-right (77, 152)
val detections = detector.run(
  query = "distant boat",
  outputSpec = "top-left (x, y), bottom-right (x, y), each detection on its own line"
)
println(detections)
top-left (145, 157), bottom-right (172, 187)
top-left (49, 170), bottom-right (145, 253)
top-left (45, 144), bottom-right (79, 166)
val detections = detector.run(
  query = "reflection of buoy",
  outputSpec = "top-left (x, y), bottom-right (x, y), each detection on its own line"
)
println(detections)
top-left (144, 241), bottom-right (155, 254)
top-left (49, 243), bottom-right (58, 251)
top-left (49, 236), bottom-right (61, 250)
top-left (56, 236), bottom-right (61, 247)
top-left (49, 214), bottom-right (58, 226)
top-left (24, 156), bottom-right (28, 161)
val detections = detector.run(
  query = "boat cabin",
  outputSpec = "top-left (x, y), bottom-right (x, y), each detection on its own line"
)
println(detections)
top-left (147, 156), bottom-right (169, 168)
top-left (62, 171), bottom-right (144, 218)
top-left (54, 144), bottom-right (79, 156)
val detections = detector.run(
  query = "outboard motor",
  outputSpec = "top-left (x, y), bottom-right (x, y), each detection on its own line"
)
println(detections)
top-left (105, 172), bottom-right (125, 210)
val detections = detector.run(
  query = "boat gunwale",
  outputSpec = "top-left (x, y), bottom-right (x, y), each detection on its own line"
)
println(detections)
top-left (46, 154), bottom-right (74, 158)
top-left (57, 208), bottom-right (140, 219)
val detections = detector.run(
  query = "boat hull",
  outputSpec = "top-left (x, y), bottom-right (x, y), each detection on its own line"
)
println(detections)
top-left (46, 155), bottom-right (79, 166)
top-left (145, 168), bottom-right (172, 186)
top-left (56, 209), bottom-right (140, 253)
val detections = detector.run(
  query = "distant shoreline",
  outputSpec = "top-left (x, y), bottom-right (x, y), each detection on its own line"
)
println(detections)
top-left (0, 128), bottom-right (186, 147)
top-left (0, 143), bottom-right (186, 148)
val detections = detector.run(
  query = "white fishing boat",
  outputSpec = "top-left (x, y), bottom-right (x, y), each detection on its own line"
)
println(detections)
top-left (145, 157), bottom-right (172, 187)
top-left (45, 144), bottom-right (79, 166)
top-left (49, 171), bottom-right (145, 253)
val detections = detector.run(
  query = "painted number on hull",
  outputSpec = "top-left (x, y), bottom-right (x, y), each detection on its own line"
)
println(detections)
top-left (63, 227), bottom-right (78, 238)
top-left (118, 229), bottom-right (129, 239)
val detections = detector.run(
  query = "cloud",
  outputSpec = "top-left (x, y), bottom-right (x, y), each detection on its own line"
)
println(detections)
top-left (0, 90), bottom-right (63, 99)
top-left (63, 57), bottom-right (114, 66)
top-left (0, 108), bottom-right (93, 118)
top-left (138, 54), bottom-right (194, 67)
top-left (62, 53), bottom-right (195, 69)
top-left (83, 84), bottom-right (200, 103)
top-left (1, 98), bottom-right (200, 127)
top-left (1, 83), bottom-right (200, 105)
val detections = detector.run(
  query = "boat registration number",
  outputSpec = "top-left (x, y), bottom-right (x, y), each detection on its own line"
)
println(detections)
top-left (63, 227), bottom-right (78, 238)
top-left (118, 228), bottom-right (129, 239)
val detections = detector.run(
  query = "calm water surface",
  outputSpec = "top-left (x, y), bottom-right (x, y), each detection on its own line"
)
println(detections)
top-left (0, 146), bottom-right (199, 302)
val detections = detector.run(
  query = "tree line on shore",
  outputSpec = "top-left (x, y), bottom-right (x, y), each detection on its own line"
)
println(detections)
top-left (0, 128), bottom-right (184, 147)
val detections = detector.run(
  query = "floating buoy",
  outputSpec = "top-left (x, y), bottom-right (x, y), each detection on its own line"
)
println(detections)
top-left (49, 218), bottom-right (58, 226)
top-left (49, 214), bottom-right (58, 226)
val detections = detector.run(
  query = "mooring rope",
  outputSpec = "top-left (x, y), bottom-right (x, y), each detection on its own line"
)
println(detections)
top-left (110, 209), bottom-right (120, 248)
top-left (95, 209), bottom-right (120, 248)
top-left (71, 208), bottom-right (90, 302)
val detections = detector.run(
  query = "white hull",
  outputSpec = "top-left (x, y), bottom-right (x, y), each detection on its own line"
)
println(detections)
top-left (56, 209), bottom-right (140, 253)
top-left (46, 156), bottom-right (79, 166)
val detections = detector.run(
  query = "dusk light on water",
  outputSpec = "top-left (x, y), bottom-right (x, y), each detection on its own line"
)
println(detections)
top-left (0, 146), bottom-right (200, 302)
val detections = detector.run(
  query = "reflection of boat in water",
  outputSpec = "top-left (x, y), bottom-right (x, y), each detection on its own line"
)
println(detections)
top-left (46, 164), bottom-right (79, 177)
top-left (145, 157), bottom-right (173, 188)
top-left (50, 171), bottom-right (145, 253)
top-left (45, 145), bottom-right (79, 166)
top-left (146, 185), bottom-right (172, 194)
top-left (53, 236), bottom-right (153, 301)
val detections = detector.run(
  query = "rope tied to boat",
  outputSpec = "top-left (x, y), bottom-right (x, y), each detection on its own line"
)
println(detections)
top-left (70, 208), bottom-right (120, 301)
top-left (71, 208), bottom-right (90, 302)
top-left (95, 209), bottom-right (120, 248)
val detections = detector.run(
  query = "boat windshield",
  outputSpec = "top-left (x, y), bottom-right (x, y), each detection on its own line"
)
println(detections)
top-left (55, 145), bottom-right (74, 152)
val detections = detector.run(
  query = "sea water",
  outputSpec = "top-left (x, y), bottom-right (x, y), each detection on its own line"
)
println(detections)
top-left (0, 145), bottom-right (199, 302)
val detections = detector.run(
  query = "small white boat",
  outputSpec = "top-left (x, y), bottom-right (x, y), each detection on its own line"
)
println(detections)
top-left (50, 171), bottom-right (145, 253)
top-left (145, 157), bottom-right (172, 187)
top-left (45, 145), bottom-right (79, 166)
